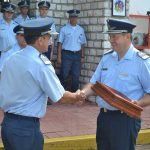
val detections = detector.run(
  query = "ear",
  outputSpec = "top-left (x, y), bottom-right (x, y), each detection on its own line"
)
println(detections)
top-left (38, 36), bottom-right (43, 46)
top-left (126, 33), bottom-right (131, 40)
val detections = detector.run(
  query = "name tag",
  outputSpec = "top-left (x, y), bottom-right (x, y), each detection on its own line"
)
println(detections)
top-left (119, 73), bottom-right (128, 77)
top-left (102, 68), bottom-right (108, 71)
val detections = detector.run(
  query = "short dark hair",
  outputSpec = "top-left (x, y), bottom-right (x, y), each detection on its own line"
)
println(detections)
top-left (24, 35), bottom-right (40, 44)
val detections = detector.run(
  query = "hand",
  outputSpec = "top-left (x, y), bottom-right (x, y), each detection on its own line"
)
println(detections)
top-left (75, 90), bottom-right (86, 105)
top-left (57, 57), bottom-right (61, 64)
top-left (132, 100), bottom-right (141, 106)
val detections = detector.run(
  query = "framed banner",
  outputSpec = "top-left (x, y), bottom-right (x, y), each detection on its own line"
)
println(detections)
top-left (112, 0), bottom-right (126, 16)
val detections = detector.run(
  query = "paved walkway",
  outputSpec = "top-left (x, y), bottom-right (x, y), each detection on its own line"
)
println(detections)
top-left (0, 101), bottom-right (150, 149)
top-left (41, 102), bottom-right (150, 138)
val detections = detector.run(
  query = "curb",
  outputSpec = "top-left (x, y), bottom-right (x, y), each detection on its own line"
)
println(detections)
top-left (0, 129), bottom-right (149, 150)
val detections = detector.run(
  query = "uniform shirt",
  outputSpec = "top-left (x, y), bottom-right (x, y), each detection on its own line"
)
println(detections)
top-left (0, 45), bottom-right (65, 118)
top-left (36, 16), bottom-right (56, 45)
top-left (58, 23), bottom-right (86, 51)
top-left (0, 43), bottom-right (22, 72)
top-left (90, 44), bottom-right (150, 110)
top-left (0, 18), bottom-right (17, 52)
top-left (14, 14), bottom-right (30, 24)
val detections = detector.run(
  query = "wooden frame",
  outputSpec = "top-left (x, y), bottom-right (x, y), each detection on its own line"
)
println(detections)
top-left (112, 0), bottom-right (126, 17)
top-left (92, 81), bottom-right (143, 119)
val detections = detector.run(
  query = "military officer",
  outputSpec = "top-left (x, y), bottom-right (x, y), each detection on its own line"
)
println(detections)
top-left (0, 3), bottom-right (17, 58)
top-left (37, 0), bottom-right (56, 60)
top-left (14, 0), bottom-right (30, 24)
top-left (0, 18), bottom-right (85, 150)
top-left (79, 18), bottom-right (150, 150)
top-left (0, 25), bottom-right (27, 72)
top-left (57, 9), bottom-right (87, 92)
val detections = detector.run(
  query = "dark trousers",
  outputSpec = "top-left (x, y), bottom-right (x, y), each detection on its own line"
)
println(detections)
top-left (1, 113), bottom-right (44, 150)
top-left (96, 109), bottom-right (141, 150)
top-left (43, 45), bottom-right (52, 60)
top-left (60, 50), bottom-right (81, 92)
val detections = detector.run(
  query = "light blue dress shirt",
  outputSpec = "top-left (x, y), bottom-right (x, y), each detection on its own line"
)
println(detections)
top-left (14, 14), bottom-right (30, 24)
top-left (58, 23), bottom-right (87, 51)
top-left (0, 43), bottom-right (22, 72)
top-left (0, 45), bottom-right (65, 118)
top-left (0, 18), bottom-right (17, 52)
top-left (90, 44), bottom-right (150, 110)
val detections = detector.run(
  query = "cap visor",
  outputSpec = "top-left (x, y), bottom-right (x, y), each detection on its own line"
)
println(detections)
top-left (4, 9), bottom-right (14, 13)
top-left (41, 31), bottom-right (59, 36)
top-left (102, 30), bottom-right (128, 34)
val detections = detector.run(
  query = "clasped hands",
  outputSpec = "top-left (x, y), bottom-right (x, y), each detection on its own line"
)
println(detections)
top-left (75, 89), bottom-right (86, 105)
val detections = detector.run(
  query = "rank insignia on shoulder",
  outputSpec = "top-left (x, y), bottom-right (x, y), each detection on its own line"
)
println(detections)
top-left (104, 50), bottom-right (114, 55)
top-left (39, 54), bottom-right (51, 65)
top-left (137, 52), bottom-right (149, 60)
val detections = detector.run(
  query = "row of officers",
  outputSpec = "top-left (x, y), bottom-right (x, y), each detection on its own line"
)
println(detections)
top-left (0, 0), bottom-right (87, 92)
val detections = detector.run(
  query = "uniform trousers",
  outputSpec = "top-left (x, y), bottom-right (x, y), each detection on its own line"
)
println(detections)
top-left (1, 113), bottom-right (44, 150)
top-left (96, 108), bottom-right (141, 150)
top-left (60, 50), bottom-right (81, 92)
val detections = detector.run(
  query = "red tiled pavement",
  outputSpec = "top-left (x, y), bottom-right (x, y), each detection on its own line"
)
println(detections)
top-left (0, 101), bottom-right (150, 140)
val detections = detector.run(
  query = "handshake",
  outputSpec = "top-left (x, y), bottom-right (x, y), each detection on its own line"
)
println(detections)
top-left (59, 89), bottom-right (87, 104)
top-left (75, 90), bottom-right (86, 105)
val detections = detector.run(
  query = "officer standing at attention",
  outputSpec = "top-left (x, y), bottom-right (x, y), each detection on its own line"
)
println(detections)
top-left (0, 3), bottom-right (17, 58)
top-left (0, 18), bottom-right (85, 150)
top-left (57, 9), bottom-right (86, 92)
top-left (0, 25), bottom-right (27, 72)
top-left (79, 18), bottom-right (150, 150)
top-left (37, 0), bottom-right (56, 60)
top-left (14, 0), bottom-right (30, 24)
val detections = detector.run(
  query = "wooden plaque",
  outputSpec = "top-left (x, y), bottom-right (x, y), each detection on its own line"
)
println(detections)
top-left (91, 81), bottom-right (143, 119)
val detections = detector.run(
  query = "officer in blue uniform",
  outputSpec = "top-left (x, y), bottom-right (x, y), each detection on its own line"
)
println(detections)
top-left (57, 9), bottom-right (87, 92)
top-left (0, 25), bottom-right (26, 72)
top-left (37, 0), bottom-right (56, 60)
top-left (0, 3), bottom-right (17, 58)
top-left (14, 0), bottom-right (30, 24)
top-left (0, 18), bottom-right (85, 150)
top-left (79, 18), bottom-right (150, 150)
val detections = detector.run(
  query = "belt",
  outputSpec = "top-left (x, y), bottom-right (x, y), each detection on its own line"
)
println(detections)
top-left (4, 112), bottom-right (39, 122)
top-left (63, 50), bottom-right (80, 54)
top-left (100, 108), bottom-right (124, 114)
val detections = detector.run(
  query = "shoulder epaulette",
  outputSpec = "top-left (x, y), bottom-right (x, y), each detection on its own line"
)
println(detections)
top-left (137, 52), bottom-right (149, 60)
top-left (104, 50), bottom-right (114, 55)
top-left (39, 54), bottom-right (51, 65)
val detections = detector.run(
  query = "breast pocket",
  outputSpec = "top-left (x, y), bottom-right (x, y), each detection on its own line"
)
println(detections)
top-left (0, 29), bottom-right (7, 38)
top-left (118, 73), bottom-right (131, 81)
top-left (66, 33), bottom-right (72, 39)
top-left (100, 70), bottom-right (109, 82)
